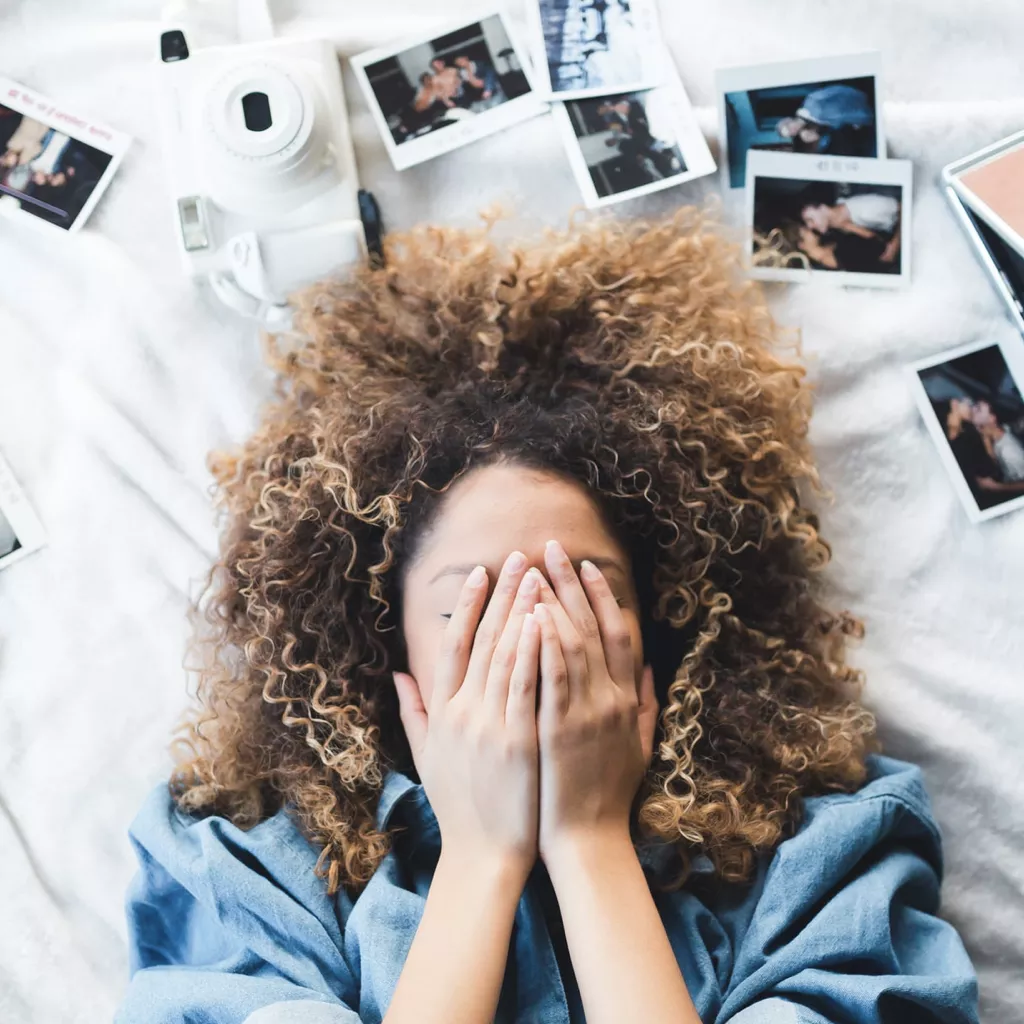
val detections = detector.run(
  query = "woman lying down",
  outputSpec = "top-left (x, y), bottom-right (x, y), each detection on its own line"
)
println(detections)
top-left (115, 210), bottom-right (979, 1024)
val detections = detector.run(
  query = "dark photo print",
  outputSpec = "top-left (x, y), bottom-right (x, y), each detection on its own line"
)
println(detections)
top-left (0, 104), bottom-right (113, 229)
top-left (539, 0), bottom-right (647, 94)
top-left (362, 16), bottom-right (531, 147)
top-left (725, 75), bottom-right (878, 188)
top-left (919, 344), bottom-right (1024, 514)
top-left (753, 177), bottom-right (903, 276)
top-left (564, 90), bottom-right (685, 199)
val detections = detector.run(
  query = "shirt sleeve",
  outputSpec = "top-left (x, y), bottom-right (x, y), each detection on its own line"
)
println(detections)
top-left (114, 782), bottom-right (364, 1024)
top-left (717, 760), bottom-right (979, 1024)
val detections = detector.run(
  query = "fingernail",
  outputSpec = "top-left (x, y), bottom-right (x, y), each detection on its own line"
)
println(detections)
top-left (580, 559), bottom-right (600, 581)
top-left (506, 551), bottom-right (526, 573)
top-left (467, 565), bottom-right (487, 587)
top-left (521, 572), bottom-right (538, 593)
top-left (545, 539), bottom-right (566, 561)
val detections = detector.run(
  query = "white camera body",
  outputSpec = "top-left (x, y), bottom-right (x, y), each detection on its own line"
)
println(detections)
top-left (155, 30), bottom-right (370, 324)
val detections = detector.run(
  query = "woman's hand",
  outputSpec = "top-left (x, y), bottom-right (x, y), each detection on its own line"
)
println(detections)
top-left (394, 551), bottom-right (542, 881)
top-left (528, 540), bottom-right (657, 861)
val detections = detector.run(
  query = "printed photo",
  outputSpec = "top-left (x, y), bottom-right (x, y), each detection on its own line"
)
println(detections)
top-left (911, 340), bottom-right (1024, 522)
top-left (526, 0), bottom-right (664, 99)
top-left (0, 77), bottom-right (130, 232)
top-left (746, 151), bottom-right (912, 289)
top-left (0, 451), bottom-right (45, 572)
top-left (352, 12), bottom-right (547, 171)
top-left (555, 68), bottom-right (715, 207)
top-left (716, 53), bottom-right (884, 189)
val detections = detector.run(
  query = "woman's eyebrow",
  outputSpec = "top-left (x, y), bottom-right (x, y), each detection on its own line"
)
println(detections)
top-left (428, 555), bottom-right (627, 586)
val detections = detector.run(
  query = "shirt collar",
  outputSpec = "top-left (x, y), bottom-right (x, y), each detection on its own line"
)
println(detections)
top-left (375, 767), bottom-right (424, 831)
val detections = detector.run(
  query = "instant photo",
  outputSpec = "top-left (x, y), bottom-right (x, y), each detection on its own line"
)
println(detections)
top-left (0, 77), bottom-right (130, 232)
top-left (910, 339), bottom-right (1024, 523)
top-left (944, 128), bottom-right (1024, 263)
top-left (554, 67), bottom-right (715, 208)
top-left (526, 0), bottom-right (665, 100)
top-left (0, 451), bottom-right (45, 572)
top-left (746, 151), bottom-right (912, 289)
top-left (716, 53), bottom-right (884, 190)
top-left (352, 12), bottom-right (546, 171)
top-left (944, 185), bottom-right (1024, 338)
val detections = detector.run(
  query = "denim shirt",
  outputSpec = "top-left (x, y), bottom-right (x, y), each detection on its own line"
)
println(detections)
top-left (115, 755), bottom-right (979, 1024)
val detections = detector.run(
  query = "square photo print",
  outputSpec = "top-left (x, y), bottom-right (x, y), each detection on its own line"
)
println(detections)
top-left (526, 0), bottom-right (665, 100)
top-left (351, 11), bottom-right (547, 171)
top-left (0, 451), bottom-right (45, 573)
top-left (554, 67), bottom-right (716, 208)
top-left (746, 151), bottom-right (912, 289)
top-left (716, 52), bottom-right (884, 189)
top-left (910, 340), bottom-right (1024, 523)
top-left (0, 76), bottom-right (130, 232)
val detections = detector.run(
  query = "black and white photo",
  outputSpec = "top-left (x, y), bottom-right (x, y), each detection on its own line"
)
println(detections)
top-left (910, 339), bottom-right (1024, 523)
top-left (716, 53), bottom-right (884, 189)
top-left (746, 151), bottom-right (912, 289)
top-left (0, 77), bottom-right (130, 232)
top-left (555, 68), bottom-right (715, 206)
top-left (0, 451), bottom-right (45, 572)
top-left (352, 13), bottom-right (546, 171)
top-left (526, 0), bottom-right (664, 100)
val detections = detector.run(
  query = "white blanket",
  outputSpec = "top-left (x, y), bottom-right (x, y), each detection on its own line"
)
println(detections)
top-left (1, 2), bottom-right (1022, 1021)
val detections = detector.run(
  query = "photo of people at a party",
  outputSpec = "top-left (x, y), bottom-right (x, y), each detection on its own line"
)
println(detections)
top-left (538, 0), bottom-right (651, 95)
top-left (564, 89), bottom-right (686, 199)
top-left (753, 176), bottom-right (903, 276)
top-left (362, 16), bottom-right (531, 147)
top-left (724, 74), bottom-right (878, 188)
top-left (918, 343), bottom-right (1024, 515)
top-left (0, 103), bottom-right (112, 229)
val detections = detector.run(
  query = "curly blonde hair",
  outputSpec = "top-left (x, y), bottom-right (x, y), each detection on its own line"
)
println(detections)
top-left (170, 206), bottom-right (878, 898)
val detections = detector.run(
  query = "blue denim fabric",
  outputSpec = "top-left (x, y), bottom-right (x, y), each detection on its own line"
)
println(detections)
top-left (115, 755), bottom-right (979, 1024)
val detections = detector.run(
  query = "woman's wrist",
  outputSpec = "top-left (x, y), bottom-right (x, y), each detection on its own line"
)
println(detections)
top-left (437, 842), bottom-right (534, 899)
top-left (541, 823), bottom-right (636, 885)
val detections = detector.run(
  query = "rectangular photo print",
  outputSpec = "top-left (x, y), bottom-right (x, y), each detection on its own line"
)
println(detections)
top-left (746, 151), bottom-right (912, 289)
top-left (526, 0), bottom-right (665, 100)
top-left (351, 11), bottom-right (547, 172)
top-left (910, 339), bottom-right (1024, 523)
top-left (0, 451), bottom-right (46, 573)
top-left (0, 76), bottom-right (131, 232)
top-left (554, 67), bottom-right (716, 208)
top-left (716, 52), bottom-right (884, 189)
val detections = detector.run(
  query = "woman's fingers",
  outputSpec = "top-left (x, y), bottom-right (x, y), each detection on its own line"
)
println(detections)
top-left (461, 550), bottom-right (531, 701)
top-left (433, 563), bottom-right (489, 706)
top-left (483, 570), bottom-right (540, 718)
top-left (393, 670), bottom-right (428, 761)
top-left (527, 568), bottom-right (588, 703)
top-left (505, 611), bottom-right (541, 727)
top-left (534, 603), bottom-right (569, 724)
top-left (542, 540), bottom-right (606, 685)
top-left (578, 559), bottom-right (634, 689)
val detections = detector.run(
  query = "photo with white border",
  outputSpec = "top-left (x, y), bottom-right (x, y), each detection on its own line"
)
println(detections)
top-left (746, 151), bottom-right (912, 290)
top-left (0, 76), bottom-right (131, 233)
top-left (909, 338), bottom-right (1024, 524)
top-left (525, 0), bottom-right (666, 101)
top-left (0, 451), bottom-right (46, 573)
top-left (716, 52), bottom-right (885, 190)
top-left (554, 65), bottom-right (716, 208)
top-left (351, 11), bottom-right (547, 172)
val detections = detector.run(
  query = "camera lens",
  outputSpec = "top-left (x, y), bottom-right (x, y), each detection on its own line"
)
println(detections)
top-left (160, 29), bottom-right (190, 63)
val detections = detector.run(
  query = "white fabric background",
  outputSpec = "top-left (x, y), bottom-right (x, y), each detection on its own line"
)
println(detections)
top-left (1, 2), bottom-right (1022, 1021)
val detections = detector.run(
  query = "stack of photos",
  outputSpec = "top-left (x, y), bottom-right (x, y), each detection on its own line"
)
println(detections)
top-left (351, 11), bottom-right (547, 171)
top-left (0, 451), bottom-right (45, 572)
top-left (530, 0), bottom-right (715, 207)
top-left (910, 339), bottom-right (1024, 523)
top-left (0, 77), bottom-right (130, 233)
top-left (352, 5), bottom-right (717, 207)
top-left (714, 54), bottom-right (913, 290)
